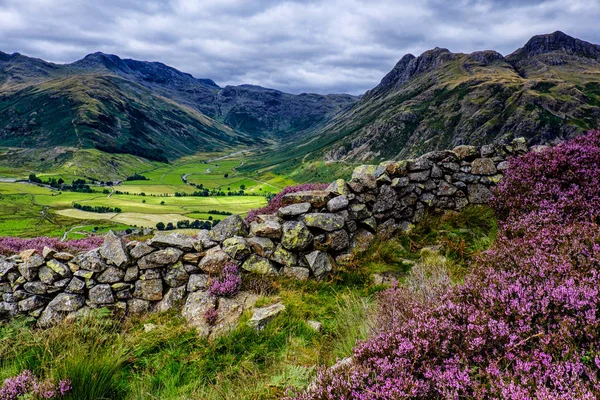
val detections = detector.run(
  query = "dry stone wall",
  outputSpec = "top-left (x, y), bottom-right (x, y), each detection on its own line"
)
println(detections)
top-left (0, 138), bottom-right (531, 331)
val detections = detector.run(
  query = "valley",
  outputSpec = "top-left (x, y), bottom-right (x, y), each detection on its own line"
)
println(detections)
top-left (0, 150), bottom-right (299, 238)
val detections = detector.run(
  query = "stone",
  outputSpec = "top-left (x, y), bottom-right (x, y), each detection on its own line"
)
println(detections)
top-left (277, 202), bottom-right (312, 217)
top-left (352, 229), bottom-right (375, 252)
top-left (270, 245), bottom-right (298, 267)
top-left (391, 177), bottom-right (410, 188)
top-left (130, 242), bottom-right (154, 259)
top-left (144, 323), bottom-right (158, 332)
top-left (301, 213), bottom-right (345, 232)
top-left (134, 279), bottom-right (163, 301)
top-left (100, 231), bottom-right (129, 268)
top-left (155, 285), bottom-right (187, 313)
top-left (127, 299), bottom-right (150, 316)
top-left (408, 170), bottom-right (430, 182)
top-left (307, 320), bottom-right (322, 332)
top-left (65, 277), bottom-right (85, 294)
top-left (209, 215), bottom-right (249, 242)
top-left (0, 301), bottom-right (17, 319)
top-left (373, 185), bottom-right (397, 213)
top-left (384, 160), bottom-right (408, 177)
top-left (327, 230), bottom-right (350, 251)
top-left (326, 179), bottom-right (350, 196)
top-left (97, 267), bottom-right (125, 283)
top-left (48, 293), bottom-right (85, 312)
top-left (18, 254), bottom-right (44, 281)
top-left (199, 247), bottom-right (233, 274)
top-left (0, 260), bottom-right (16, 280)
top-left (407, 157), bottom-right (432, 171)
top-left (38, 266), bottom-right (60, 285)
top-left (242, 255), bottom-right (279, 275)
top-left (349, 203), bottom-right (371, 220)
top-left (360, 217), bottom-right (377, 233)
top-left (326, 196), bottom-right (349, 212)
top-left (147, 232), bottom-right (197, 252)
top-left (197, 229), bottom-right (219, 249)
top-left (187, 273), bottom-right (209, 292)
top-left (305, 251), bottom-right (334, 279)
top-left (248, 302), bottom-right (286, 331)
top-left (183, 253), bottom-right (202, 264)
top-left (282, 266), bottom-right (310, 280)
top-left (452, 145), bottom-right (479, 160)
top-left (18, 296), bottom-right (45, 312)
top-left (89, 284), bottom-right (114, 304)
top-left (437, 181), bottom-right (458, 196)
top-left (335, 252), bottom-right (355, 266)
top-left (468, 184), bottom-right (493, 204)
top-left (377, 219), bottom-right (398, 240)
top-left (222, 237), bottom-right (252, 260)
top-left (209, 292), bottom-right (259, 340)
top-left (73, 249), bottom-right (108, 272)
top-left (53, 252), bottom-right (74, 261)
top-left (74, 269), bottom-right (94, 279)
top-left (42, 246), bottom-right (57, 260)
top-left (182, 290), bottom-right (216, 338)
top-left (431, 165), bottom-right (443, 179)
top-left (250, 219), bottom-right (282, 239)
top-left (511, 137), bottom-right (528, 153)
top-left (281, 221), bottom-right (313, 251)
top-left (46, 259), bottom-right (71, 278)
top-left (496, 161), bottom-right (510, 171)
top-left (138, 247), bottom-right (183, 269)
top-left (247, 236), bottom-right (275, 258)
top-left (124, 266), bottom-right (139, 282)
top-left (24, 281), bottom-right (57, 295)
top-left (471, 158), bottom-right (497, 175)
top-left (163, 264), bottom-right (189, 287)
top-left (350, 165), bottom-right (378, 191)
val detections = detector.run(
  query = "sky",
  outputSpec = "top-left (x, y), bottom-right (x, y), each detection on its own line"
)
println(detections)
top-left (0, 0), bottom-right (599, 95)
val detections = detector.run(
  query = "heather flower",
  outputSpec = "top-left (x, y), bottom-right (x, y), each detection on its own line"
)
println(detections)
top-left (209, 263), bottom-right (242, 297)
top-left (203, 308), bottom-right (218, 325)
top-left (0, 370), bottom-right (71, 400)
top-left (246, 183), bottom-right (328, 222)
top-left (0, 236), bottom-right (103, 256)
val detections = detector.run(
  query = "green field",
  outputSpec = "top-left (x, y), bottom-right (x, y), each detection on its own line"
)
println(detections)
top-left (0, 151), bottom-right (287, 238)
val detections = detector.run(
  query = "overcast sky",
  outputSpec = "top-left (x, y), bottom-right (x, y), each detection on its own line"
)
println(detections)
top-left (0, 0), bottom-right (598, 94)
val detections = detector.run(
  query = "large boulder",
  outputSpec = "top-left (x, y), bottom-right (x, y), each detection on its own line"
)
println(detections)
top-left (281, 221), bottom-right (313, 251)
top-left (138, 248), bottom-right (183, 269)
top-left (247, 236), bottom-right (275, 258)
top-left (147, 232), bottom-right (198, 252)
top-left (100, 231), bottom-right (129, 268)
top-left (349, 165), bottom-right (379, 192)
top-left (326, 179), bottom-right (350, 196)
top-left (72, 249), bottom-right (108, 272)
top-left (210, 215), bottom-right (248, 242)
top-left (301, 213), bottom-right (345, 232)
top-left (197, 230), bottom-right (219, 249)
top-left (18, 253), bottom-right (44, 281)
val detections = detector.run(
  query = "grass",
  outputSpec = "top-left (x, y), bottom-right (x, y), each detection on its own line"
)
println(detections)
top-left (0, 206), bottom-right (498, 399)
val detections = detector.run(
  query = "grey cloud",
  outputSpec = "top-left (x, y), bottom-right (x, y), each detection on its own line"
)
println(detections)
top-left (0, 0), bottom-right (598, 94)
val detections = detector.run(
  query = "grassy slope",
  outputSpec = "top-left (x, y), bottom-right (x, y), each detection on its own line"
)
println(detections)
top-left (0, 206), bottom-right (497, 399)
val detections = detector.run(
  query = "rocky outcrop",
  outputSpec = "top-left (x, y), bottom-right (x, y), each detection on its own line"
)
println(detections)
top-left (0, 138), bottom-right (529, 334)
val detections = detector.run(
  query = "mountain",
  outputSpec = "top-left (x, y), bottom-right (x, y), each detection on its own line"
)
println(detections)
top-left (0, 51), bottom-right (356, 161)
top-left (296, 31), bottom-right (600, 163)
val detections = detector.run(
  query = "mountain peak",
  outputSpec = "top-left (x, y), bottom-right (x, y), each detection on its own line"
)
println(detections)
top-left (508, 31), bottom-right (600, 62)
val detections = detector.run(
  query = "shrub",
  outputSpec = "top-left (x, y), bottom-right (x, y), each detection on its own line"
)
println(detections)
top-left (209, 263), bottom-right (242, 297)
top-left (203, 308), bottom-right (218, 326)
top-left (245, 183), bottom-right (328, 223)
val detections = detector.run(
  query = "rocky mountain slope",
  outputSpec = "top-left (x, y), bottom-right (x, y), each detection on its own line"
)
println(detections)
top-left (0, 51), bottom-right (356, 161)
top-left (302, 31), bottom-right (600, 163)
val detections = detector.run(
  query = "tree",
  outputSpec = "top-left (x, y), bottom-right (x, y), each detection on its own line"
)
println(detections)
top-left (224, 173), bottom-right (229, 178)
top-left (156, 222), bottom-right (165, 231)
top-left (160, 201), bottom-right (165, 205)
top-left (166, 222), bottom-right (175, 230)
top-left (240, 184), bottom-right (246, 190)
